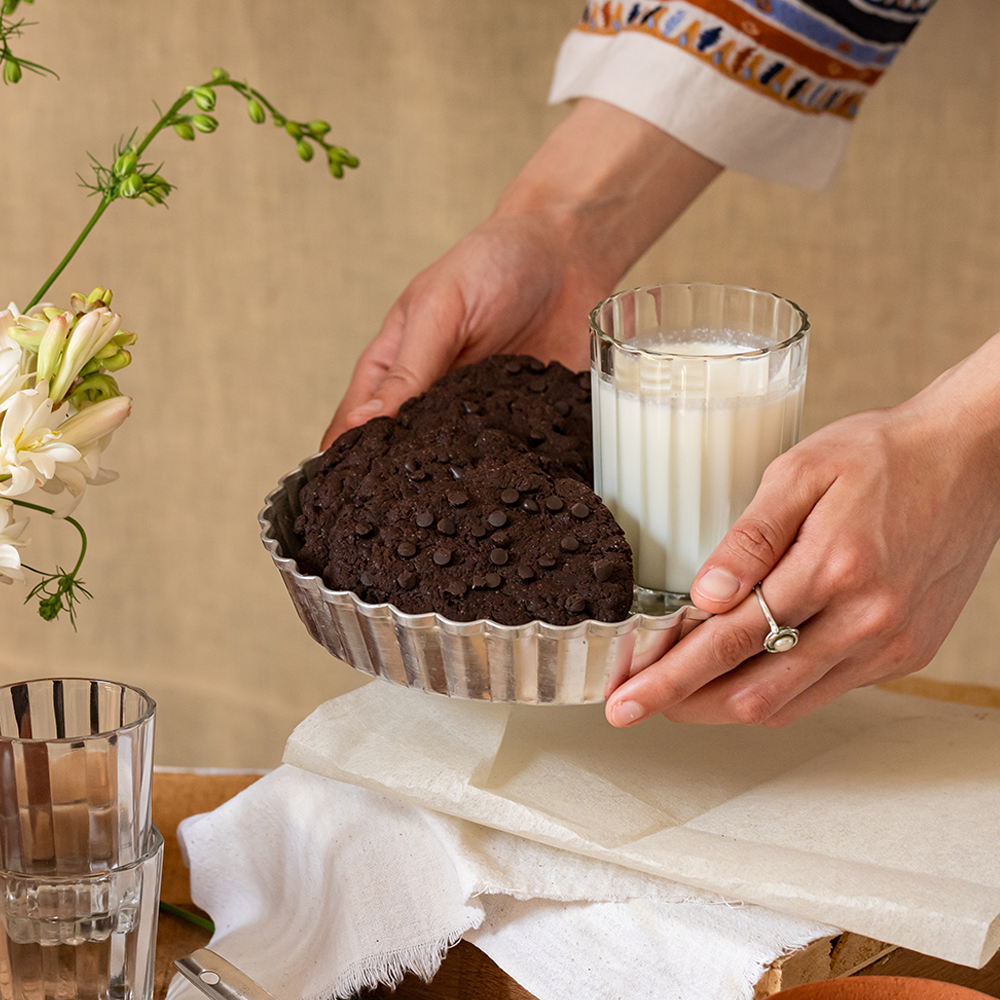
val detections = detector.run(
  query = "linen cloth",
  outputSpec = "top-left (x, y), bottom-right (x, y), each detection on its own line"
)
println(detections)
top-left (166, 763), bottom-right (836, 1000)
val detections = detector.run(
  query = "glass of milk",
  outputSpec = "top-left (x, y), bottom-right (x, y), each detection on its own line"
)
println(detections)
top-left (590, 283), bottom-right (809, 613)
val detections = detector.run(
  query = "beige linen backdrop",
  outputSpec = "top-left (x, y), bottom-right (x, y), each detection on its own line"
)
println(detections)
top-left (1, 2), bottom-right (997, 767)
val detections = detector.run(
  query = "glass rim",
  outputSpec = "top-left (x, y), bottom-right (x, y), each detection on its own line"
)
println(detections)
top-left (0, 676), bottom-right (156, 744)
top-left (0, 826), bottom-right (164, 881)
top-left (589, 281), bottom-right (810, 360)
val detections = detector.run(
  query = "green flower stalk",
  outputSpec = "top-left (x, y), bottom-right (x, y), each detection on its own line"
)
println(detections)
top-left (2, 45), bottom-right (359, 621)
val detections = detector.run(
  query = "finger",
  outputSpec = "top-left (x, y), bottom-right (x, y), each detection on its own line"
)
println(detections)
top-left (689, 454), bottom-right (831, 614)
top-left (606, 576), bottom-right (821, 726)
top-left (321, 314), bottom-right (406, 449)
top-left (320, 288), bottom-right (467, 449)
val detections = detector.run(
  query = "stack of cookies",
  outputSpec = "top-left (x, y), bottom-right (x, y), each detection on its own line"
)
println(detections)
top-left (293, 355), bottom-right (634, 626)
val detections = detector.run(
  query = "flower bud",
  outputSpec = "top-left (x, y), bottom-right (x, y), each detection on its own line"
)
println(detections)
top-left (3, 59), bottom-right (22, 85)
top-left (192, 86), bottom-right (217, 111)
top-left (113, 149), bottom-right (138, 177)
top-left (87, 288), bottom-right (112, 308)
top-left (308, 120), bottom-right (331, 137)
top-left (36, 313), bottom-right (71, 385)
top-left (285, 121), bottom-right (303, 139)
top-left (246, 98), bottom-right (266, 124)
top-left (57, 393), bottom-right (132, 446)
top-left (211, 67), bottom-right (230, 81)
top-left (328, 159), bottom-right (344, 179)
top-left (192, 114), bottom-right (218, 134)
top-left (173, 120), bottom-right (196, 141)
top-left (296, 139), bottom-right (314, 162)
top-left (121, 173), bottom-right (144, 198)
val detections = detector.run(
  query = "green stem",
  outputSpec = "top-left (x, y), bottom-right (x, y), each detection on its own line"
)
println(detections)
top-left (158, 901), bottom-right (216, 934)
top-left (26, 196), bottom-right (113, 309)
top-left (25, 88), bottom-right (195, 310)
top-left (9, 497), bottom-right (88, 578)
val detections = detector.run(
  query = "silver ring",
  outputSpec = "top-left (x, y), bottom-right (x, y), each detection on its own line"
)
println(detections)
top-left (753, 584), bottom-right (799, 653)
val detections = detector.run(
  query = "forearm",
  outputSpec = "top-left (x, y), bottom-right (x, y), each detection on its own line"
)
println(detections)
top-left (492, 97), bottom-right (723, 290)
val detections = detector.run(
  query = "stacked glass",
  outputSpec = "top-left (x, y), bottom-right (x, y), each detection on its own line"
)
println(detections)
top-left (0, 679), bottom-right (161, 1000)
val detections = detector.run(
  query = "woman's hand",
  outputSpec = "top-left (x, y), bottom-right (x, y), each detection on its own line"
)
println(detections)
top-left (321, 214), bottom-right (607, 448)
top-left (322, 98), bottom-right (722, 449)
top-left (605, 333), bottom-right (1000, 728)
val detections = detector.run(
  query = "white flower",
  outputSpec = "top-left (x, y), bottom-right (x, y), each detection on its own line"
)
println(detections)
top-left (0, 303), bottom-right (35, 404)
top-left (0, 382), bottom-right (82, 497)
top-left (48, 307), bottom-right (121, 402)
top-left (0, 500), bottom-right (28, 584)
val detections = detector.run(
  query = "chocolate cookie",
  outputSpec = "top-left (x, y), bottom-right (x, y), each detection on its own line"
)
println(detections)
top-left (397, 354), bottom-right (594, 483)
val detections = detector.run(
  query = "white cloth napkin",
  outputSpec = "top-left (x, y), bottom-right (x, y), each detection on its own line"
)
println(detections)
top-left (166, 764), bottom-right (836, 1000)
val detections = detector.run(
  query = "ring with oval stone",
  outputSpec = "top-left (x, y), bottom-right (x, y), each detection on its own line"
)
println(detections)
top-left (753, 583), bottom-right (800, 653)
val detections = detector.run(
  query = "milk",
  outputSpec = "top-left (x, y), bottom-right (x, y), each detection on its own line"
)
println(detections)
top-left (593, 336), bottom-right (805, 598)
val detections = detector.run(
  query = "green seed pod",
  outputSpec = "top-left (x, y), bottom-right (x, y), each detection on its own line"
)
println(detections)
top-left (296, 139), bottom-right (314, 162)
top-left (121, 173), bottom-right (144, 199)
top-left (193, 86), bottom-right (217, 111)
top-left (246, 98), bottom-right (266, 124)
top-left (308, 120), bottom-right (331, 137)
top-left (173, 120), bottom-right (196, 141)
top-left (113, 149), bottom-right (138, 177)
top-left (192, 114), bottom-right (218, 134)
top-left (285, 121), bottom-right (303, 139)
top-left (2, 59), bottom-right (22, 85)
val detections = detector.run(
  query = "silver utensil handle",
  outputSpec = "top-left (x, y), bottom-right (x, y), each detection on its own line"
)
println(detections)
top-left (174, 948), bottom-right (281, 1000)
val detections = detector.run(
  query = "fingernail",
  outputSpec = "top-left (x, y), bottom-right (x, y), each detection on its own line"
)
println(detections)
top-left (694, 567), bottom-right (740, 603)
top-left (347, 399), bottom-right (383, 424)
top-left (609, 700), bottom-right (644, 727)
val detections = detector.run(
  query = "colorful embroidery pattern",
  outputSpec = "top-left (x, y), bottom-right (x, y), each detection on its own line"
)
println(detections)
top-left (575, 0), bottom-right (933, 120)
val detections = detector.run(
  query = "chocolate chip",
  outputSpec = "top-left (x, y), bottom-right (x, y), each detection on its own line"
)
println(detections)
top-left (447, 491), bottom-right (468, 507)
top-left (528, 428), bottom-right (547, 445)
top-left (528, 357), bottom-right (546, 372)
top-left (577, 373), bottom-right (590, 389)
top-left (504, 360), bottom-right (522, 374)
top-left (470, 523), bottom-right (487, 538)
top-left (449, 466), bottom-right (464, 481)
top-left (517, 563), bottom-right (535, 581)
top-left (462, 400), bottom-right (481, 414)
top-left (566, 594), bottom-right (587, 614)
top-left (545, 496), bottom-right (564, 512)
top-left (403, 458), bottom-right (420, 473)
top-left (397, 541), bottom-right (417, 558)
top-left (354, 521), bottom-right (373, 537)
top-left (528, 378), bottom-right (547, 393)
top-left (437, 518), bottom-right (457, 535)
top-left (594, 559), bottom-right (615, 582)
top-left (433, 548), bottom-right (452, 566)
top-left (415, 511), bottom-right (434, 528)
top-left (571, 503), bottom-right (590, 519)
top-left (490, 548), bottom-right (509, 566)
top-left (409, 469), bottom-right (428, 482)
top-left (360, 572), bottom-right (373, 587)
top-left (560, 535), bottom-right (580, 552)
top-left (397, 571), bottom-right (417, 590)
top-left (554, 400), bottom-right (571, 416)
top-left (492, 532), bottom-right (510, 548)
top-left (500, 488), bottom-right (520, 505)
top-left (488, 510), bottom-right (508, 528)
top-left (520, 498), bottom-right (539, 513)
top-left (445, 580), bottom-right (468, 597)
top-left (485, 572), bottom-right (503, 588)
top-left (538, 554), bottom-right (557, 569)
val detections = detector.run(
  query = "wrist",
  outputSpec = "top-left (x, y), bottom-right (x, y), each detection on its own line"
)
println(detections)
top-left (491, 98), bottom-right (722, 288)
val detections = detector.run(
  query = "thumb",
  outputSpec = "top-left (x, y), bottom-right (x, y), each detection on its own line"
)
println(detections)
top-left (689, 468), bottom-right (811, 613)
